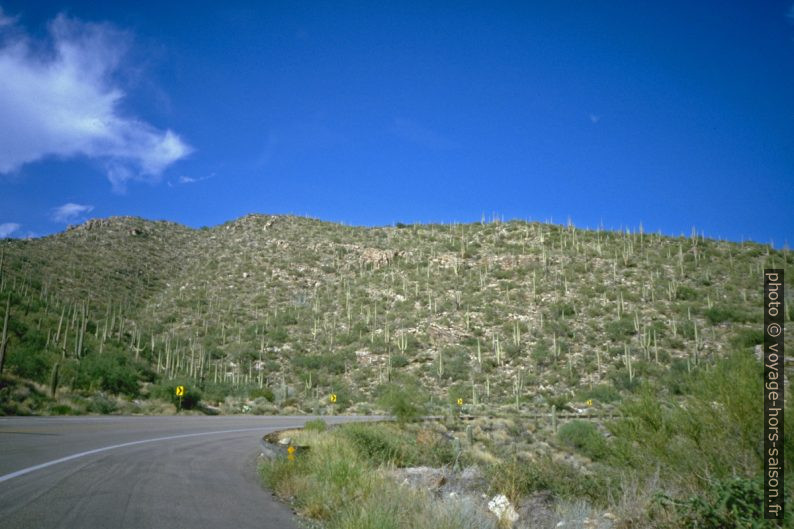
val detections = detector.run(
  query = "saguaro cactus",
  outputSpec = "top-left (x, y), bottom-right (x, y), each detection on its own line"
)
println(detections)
top-left (50, 362), bottom-right (60, 397)
top-left (513, 371), bottom-right (524, 410)
top-left (0, 296), bottom-right (9, 375)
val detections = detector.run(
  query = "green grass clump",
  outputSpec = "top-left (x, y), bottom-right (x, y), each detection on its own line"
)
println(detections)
top-left (339, 423), bottom-right (419, 467)
top-left (487, 455), bottom-right (614, 506)
top-left (304, 418), bottom-right (327, 432)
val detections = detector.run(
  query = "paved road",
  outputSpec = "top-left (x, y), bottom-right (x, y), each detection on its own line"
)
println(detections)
top-left (0, 415), bottom-right (359, 529)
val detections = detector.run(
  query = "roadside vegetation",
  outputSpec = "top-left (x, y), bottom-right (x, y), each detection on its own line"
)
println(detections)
top-left (260, 421), bottom-right (496, 529)
top-left (263, 345), bottom-right (791, 528)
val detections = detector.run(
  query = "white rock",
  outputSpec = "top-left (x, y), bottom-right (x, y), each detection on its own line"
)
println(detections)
top-left (487, 494), bottom-right (519, 525)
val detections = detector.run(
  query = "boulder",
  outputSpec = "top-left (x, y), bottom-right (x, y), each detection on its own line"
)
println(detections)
top-left (487, 494), bottom-right (519, 525)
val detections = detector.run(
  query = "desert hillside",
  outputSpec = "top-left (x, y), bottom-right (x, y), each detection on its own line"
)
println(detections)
top-left (1, 214), bottom-right (790, 415)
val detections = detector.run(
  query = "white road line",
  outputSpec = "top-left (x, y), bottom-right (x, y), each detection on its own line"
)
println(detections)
top-left (0, 427), bottom-right (271, 484)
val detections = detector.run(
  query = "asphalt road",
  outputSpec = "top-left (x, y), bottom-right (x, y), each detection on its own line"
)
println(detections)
top-left (0, 415), bottom-right (359, 529)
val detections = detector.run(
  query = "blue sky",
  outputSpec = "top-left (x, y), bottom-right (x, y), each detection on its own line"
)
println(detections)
top-left (1, 1), bottom-right (792, 247)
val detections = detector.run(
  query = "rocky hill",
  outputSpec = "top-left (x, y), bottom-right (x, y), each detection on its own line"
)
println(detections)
top-left (0, 214), bottom-right (791, 414)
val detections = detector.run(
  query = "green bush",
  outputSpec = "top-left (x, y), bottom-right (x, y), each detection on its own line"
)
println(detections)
top-left (660, 358), bottom-right (696, 395)
top-left (74, 352), bottom-right (142, 396)
top-left (7, 346), bottom-right (53, 383)
top-left (6, 325), bottom-right (53, 382)
top-left (605, 317), bottom-right (636, 341)
top-left (705, 306), bottom-right (750, 324)
top-left (390, 354), bottom-right (409, 368)
top-left (557, 420), bottom-right (608, 460)
top-left (376, 380), bottom-right (426, 424)
top-left (545, 394), bottom-right (572, 412)
top-left (659, 477), bottom-right (787, 528)
top-left (608, 369), bottom-right (640, 393)
top-left (608, 350), bottom-right (792, 495)
top-left (676, 286), bottom-right (698, 300)
top-left (249, 386), bottom-right (275, 401)
top-left (730, 328), bottom-right (763, 349)
top-left (577, 383), bottom-right (621, 404)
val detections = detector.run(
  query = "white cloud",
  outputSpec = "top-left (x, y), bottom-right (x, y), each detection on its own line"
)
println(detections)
top-left (0, 222), bottom-right (20, 237)
top-left (52, 203), bottom-right (94, 223)
top-left (589, 114), bottom-right (601, 124)
top-left (177, 173), bottom-right (214, 184)
top-left (0, 11), bottom-right (191, 191)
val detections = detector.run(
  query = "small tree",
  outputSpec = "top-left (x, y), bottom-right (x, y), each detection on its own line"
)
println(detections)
top-left (376, 379), bottom-right (426, 424)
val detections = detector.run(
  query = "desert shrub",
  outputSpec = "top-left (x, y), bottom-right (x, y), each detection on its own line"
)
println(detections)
top-left (7, 344), bottom-right (53, 383)
top-left (608, 368), bottom-right (640, 393)
top-left (577, 383), bottom-right (621, 404)
top-left (660, 358), bottom-right (696, 395)
top-left (5, 320), bottom-right (55, 383)
top-left (74, 352), bottom-right (142, 396)
top-left (437, 347), bottom-right (469, 382)
top-left (608, 350), bottom-right (792, 496)
top-left (557, 420), bottom-right (608, 460)
top-left (531, 340), bottom-right (552, 366)
top-left (676, 286), bottom-right (698, 300)
top-left (488, 455), bottom-right (614, 505)
top-left (86, 393), bottom-right (118, 414)
top-left (292, 352), bottom-right (349, 374)
top-left (730, 328), bottom-right (763, 349)
top-left (415, 428), bottom-right (455, 467)
top-left (390, 354), bottom-right (409, 368)
top-left (503, 341), bottom-right (521, 359)
top-left (264, 326), bottom-right (288, 344)
top-left (605, 317), bottom-right (636, 341)
top-left (545, 394), bottom-right (572, 411)
top-left (249, 386), bottom-right (274, 401)
top-left (376, 380), bottom-right (426, 423)
top-left (657, 477), bottom-right (788, 528)
top-left (704, 306), bottom-right (751, 324)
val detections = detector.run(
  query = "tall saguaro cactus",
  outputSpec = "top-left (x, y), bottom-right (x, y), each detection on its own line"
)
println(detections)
top-left (50, 362), bottom-right (60, 397)
top-left (0, 296), bottom-right (9, 375)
